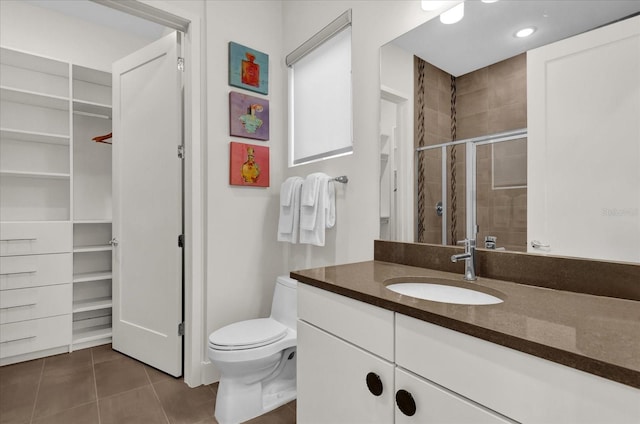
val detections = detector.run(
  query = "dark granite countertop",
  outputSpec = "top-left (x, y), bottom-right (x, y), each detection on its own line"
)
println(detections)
top-left (291, 260), bottom-right (640, 389)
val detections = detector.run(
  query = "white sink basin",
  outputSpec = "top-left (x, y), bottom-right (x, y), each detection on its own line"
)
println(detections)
top-left (386, 282), bottom-right (503, 305)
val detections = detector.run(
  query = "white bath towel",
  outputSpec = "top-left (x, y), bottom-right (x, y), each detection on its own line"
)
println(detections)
top-left (277, 176), bottom-right (303, 243)
top-left (300, 173), bottom-right (335, 246)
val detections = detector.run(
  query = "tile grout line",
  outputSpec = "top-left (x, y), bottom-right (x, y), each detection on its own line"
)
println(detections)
top-left (91, 349), bottom-right (102, 424)
top-left (144, 366), bottom-right (171, 424)
top-left (28, 359), bottom-right (45, 424)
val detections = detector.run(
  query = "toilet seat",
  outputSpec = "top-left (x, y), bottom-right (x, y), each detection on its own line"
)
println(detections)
top-left (209, 318), bottom-right (287, 351)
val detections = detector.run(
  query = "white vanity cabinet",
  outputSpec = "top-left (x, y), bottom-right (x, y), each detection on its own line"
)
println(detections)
top-left (394, 368), bottom-right (511, 423)
top-left (396, 314), bottom-right (640, 423)
top-left (297, 283), bottom-right (512, 423)
top-left (297, 283), bottom-right (640, 423)
top-left (297, 283), bottom-right (395, 423)
top-left (298, 321), bottom-right (394, 423)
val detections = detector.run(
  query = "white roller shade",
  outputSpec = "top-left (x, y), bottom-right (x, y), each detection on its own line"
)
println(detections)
top-left (288, 11), bottom-right (352, 165)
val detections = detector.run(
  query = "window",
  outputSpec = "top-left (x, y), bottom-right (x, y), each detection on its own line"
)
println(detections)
top-left (287, 10), bottom-right (352, 166)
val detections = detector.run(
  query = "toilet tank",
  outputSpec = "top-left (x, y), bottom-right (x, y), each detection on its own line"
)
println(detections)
top-left (270, 275), bottom-right (298, 330)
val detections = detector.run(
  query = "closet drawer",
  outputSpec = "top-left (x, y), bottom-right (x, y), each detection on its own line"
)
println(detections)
top-left (0, 314), bottom-right (71, 359)
top-left (0, 222), bottom-right (71, 256)
top-left (0, 283), bottom-right (71, 324)
top-left (0, 253), bottom-right (72, 290)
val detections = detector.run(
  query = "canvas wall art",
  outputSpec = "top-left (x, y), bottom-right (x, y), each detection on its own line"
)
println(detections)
top-left (229, 42), bottom-right (269, 95)
top-left (229, 141), bottom-right (270, 187)
top-left (229, 92), bottom-right (269, 141)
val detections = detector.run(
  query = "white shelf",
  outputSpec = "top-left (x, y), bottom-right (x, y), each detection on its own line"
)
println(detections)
top-left (72, 324), bottom-right (112, 344)
top-left (73, 220), bottom-right (112, 224)
top-left (72, 65), bottom-right (110, 86)
top-left (73, 297), bottom-right (112, 313)
top-left (1, 47), bottom-right (69, 77)
top-left (73, 271), bottom-right (112, 283)
top-left (1, 86), bottom-right (69, 111)
top-left (0, 170), bottom-right (70, 179)
top-left (73, 244), bottom-right (112, 253)
top-left (73, 100), bottom-right (112, 119)
top-left (0, 128), bottom-right (69, 145)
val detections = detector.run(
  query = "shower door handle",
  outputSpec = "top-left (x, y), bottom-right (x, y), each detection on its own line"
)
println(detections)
top-left (530, 240), bottom-right (550, 249)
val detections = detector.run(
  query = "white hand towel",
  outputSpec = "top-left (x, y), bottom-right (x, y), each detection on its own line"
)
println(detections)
top-left (280, 176), bottom-right (299, 207)
top-left (300, 174), bottom-right (335, 246)
top-left (326, 180), bottom-right (336, 229)
top-left (277, 177), bottom-right (303, 243)
top-left (300, 173), bottom-right (322, 206)
top-left (300, 173), bottom-right (324, 230)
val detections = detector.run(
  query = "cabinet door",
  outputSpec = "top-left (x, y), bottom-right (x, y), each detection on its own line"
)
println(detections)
top-left (395, 368), bottom-right (513, 424)
top-left (297, 320), bottom-right (394, 424)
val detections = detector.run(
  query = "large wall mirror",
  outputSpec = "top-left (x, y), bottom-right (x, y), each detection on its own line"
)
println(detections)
top-left (379, 0), bottom-right (640, 263)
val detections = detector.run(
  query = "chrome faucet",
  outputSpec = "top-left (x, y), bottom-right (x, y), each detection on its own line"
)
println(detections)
top-left (451, 239), bottom-right (477, 281)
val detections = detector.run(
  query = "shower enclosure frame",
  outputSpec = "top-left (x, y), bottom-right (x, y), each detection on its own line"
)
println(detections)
top-left (415, 128), bottom-right (528, 245)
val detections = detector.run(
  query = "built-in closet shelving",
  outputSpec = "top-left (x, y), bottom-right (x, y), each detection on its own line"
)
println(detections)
top-left (0, 47), bottom-right (71, 222)
top-left (0, 46), bottom-right (113, 364)
top-left (71, 65), bottom-right (113, 351)
top-left (0, 47), bottom-right (73, 365)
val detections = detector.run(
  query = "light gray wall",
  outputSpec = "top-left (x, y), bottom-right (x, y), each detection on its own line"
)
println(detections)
top-left (281, 1), bottom-right (438, 270)
top-left (203, 0), bottom-right (286, 382)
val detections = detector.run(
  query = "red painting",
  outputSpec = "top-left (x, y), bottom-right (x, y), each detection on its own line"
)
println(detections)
top-left (241, 53), bottom-right (260, 87)
top-left (229, 142), bottom-right (270, 187)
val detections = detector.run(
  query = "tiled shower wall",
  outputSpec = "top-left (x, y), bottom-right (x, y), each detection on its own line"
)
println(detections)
top-left (415, 53), bottom-right (527, 251)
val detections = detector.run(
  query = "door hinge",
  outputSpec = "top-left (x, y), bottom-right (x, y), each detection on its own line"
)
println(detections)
top-left (178, 145), bottom-right (185, 159)
top-left (178, 322), bottom-right (185, 336)
top-left (178, 234), bottom-right (184, 248)
top-left (177, 57), bottom-right (185, 71)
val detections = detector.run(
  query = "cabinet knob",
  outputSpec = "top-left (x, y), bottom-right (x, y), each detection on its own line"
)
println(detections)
top-left (365, 372), bottom-right (383, 396)
top-left (396, 389), bottom-right (416, 416)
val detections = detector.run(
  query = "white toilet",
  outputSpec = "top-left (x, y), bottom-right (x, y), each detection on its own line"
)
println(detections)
top-left (208, 275), bottom-right (298, 424)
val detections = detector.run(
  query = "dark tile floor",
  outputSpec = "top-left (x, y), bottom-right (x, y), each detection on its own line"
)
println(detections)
top-left (0, 344), bottom-right (296, 424)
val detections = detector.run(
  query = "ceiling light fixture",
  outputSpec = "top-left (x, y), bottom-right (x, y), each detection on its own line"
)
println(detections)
top-left (481, 0), bottom-right (499, 3)
top-left (515, 27), bottom-right (536, 38)
top-left (440, 2), bottom-right (465, 25)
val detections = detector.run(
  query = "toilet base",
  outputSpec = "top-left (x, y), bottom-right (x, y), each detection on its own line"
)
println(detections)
top-left (214, 348), bottom-right (297, 424)
top-left (214, 376), bottom-right (296, 424)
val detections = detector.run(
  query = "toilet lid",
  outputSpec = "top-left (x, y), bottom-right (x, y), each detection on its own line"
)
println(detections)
top-left (209, 318), bottom-right (287, 350)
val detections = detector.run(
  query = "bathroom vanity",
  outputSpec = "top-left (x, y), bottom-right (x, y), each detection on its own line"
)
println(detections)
top-left (293, 242), bottom-right (640, 423)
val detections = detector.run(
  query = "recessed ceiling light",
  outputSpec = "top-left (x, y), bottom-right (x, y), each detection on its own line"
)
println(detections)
top-left (440, 2), bottom-right (465, 25)
top-left (481, 0), bottom-right (499, 3)
top-left (515, 27), bottom-right (536, 38)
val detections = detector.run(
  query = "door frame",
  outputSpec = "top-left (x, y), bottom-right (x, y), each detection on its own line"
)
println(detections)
top-left (96, 0), bottom-right (204, 387)
top-left (380, 86), bottom-right (413, 243)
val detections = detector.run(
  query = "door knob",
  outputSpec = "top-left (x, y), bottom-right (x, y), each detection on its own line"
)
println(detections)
top-left (396, 389), bottom-right (416, 416)
top-left (366, 372), bottom-right (383, 396)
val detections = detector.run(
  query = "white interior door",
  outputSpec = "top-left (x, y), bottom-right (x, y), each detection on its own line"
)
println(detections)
top-left (112, 31), bottom-right (183, 376)
top-left (527, 16), bottom-right (640, 263)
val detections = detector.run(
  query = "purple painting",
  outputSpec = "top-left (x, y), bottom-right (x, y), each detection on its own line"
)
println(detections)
top-left (229, 92), bottom-right (269, 141)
